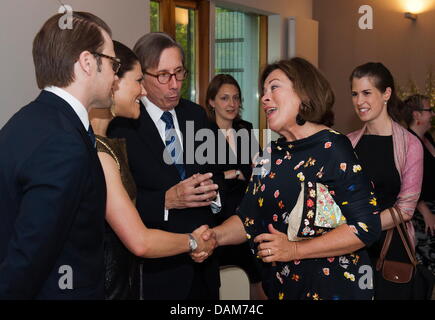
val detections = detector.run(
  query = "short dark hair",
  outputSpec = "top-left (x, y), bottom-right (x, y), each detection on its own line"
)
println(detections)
top-left (113, 40), bottom-right (139, 78)
top-left (349, 62), bottom-right (402, 123)
top-left (205, 74), bottom-right (243, 122)
top-left (260, 57), bottom-right (335, 126)
top-left (32, 12), bottom-right (112, 89)
top-left (133, 32), bottom-right (185, 72)
top-left (402, 94), bottom-right (431, 127)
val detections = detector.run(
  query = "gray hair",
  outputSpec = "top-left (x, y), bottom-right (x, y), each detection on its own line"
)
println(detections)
top-left (133, 32), bottom-right (185, 72)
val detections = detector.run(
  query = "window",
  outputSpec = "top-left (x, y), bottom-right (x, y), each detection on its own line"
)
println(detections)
top-left (150, 1), bottom-right (160, 32)
top-left (214, 7), bottom-right (261, 129)
top-left (148, 0), bottom-right (210, 104)
top-left (175, 6), bottom-right (197, 102)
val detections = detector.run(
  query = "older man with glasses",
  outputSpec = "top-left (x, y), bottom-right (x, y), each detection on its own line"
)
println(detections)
top-left (108, 32), bottom-right (224, 300)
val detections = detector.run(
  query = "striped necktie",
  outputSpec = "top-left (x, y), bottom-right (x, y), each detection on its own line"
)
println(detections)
top-left (161, 111), bottom-right (186, 180)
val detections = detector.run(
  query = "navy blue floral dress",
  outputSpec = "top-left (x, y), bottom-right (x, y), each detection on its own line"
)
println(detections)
top-left (237, 129), bottom-right (381, 300)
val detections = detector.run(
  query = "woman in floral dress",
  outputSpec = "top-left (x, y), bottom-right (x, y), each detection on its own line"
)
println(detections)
top-left (196, 58), bottom-right (381, 300)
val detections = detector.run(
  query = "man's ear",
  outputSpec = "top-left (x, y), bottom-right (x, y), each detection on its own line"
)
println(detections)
top-left (77, 51), bottom-right (94, 76)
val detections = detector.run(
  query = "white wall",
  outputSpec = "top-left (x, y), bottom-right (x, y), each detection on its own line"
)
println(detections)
top-left (0, 0), bottom-right (149, 128)
top-left (216, 0), bottom-right (313, 59)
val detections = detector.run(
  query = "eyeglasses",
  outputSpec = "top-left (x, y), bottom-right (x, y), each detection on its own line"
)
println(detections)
top-left (144, 69), bottom-right (188, 84)
top-left (417, 108), bottom-right (434, 112)
top-left (91, 52), bottom-right (121, 74)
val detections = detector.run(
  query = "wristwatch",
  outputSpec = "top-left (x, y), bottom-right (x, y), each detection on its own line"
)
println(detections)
top-left (188, 233), bottom-right (198, 252)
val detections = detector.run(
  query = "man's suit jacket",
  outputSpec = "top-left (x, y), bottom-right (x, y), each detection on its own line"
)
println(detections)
top-left (0, 91), bottom-right (106, 299)
top-left (108, 99), bottom-right (223, 299)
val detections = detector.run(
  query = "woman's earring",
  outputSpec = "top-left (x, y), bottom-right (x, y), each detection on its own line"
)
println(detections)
top-left (110, 92), bottom-right (116, 118)
top-left (296, 114), bottom-right (306, 126)
top-left (296, 102), bottom-right (308, 126)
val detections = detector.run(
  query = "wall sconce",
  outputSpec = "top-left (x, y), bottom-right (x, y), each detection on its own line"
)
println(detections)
top-left (404, 12), bottom-right (418, 20)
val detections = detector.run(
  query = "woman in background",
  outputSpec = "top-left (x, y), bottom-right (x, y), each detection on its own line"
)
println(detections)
top-left (403, 94), bottom-right (435, 274)
top-left (205, 74), bottom-right (265, 299)
top-left (348, 62), bottom-right (424, 299)
top-left (89, 40), bottom-right (215, 299)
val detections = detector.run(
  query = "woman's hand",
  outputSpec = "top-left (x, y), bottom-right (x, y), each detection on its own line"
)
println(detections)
top-left (423, 212), bottom-right (435, 236)
top-left (417, 201), bottom-right (435, 236)
top-left (254, 224), bottom-right (299, 263)
top-left (224, 169), bottom-right (246, 181)
top-left (190, 227), bottom-right (217, 263)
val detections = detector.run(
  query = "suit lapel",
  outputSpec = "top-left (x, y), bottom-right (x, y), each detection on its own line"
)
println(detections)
top-left (137, 102), bottom-right (181, 181)
top-left (175, 100), bottom-right (195, 178)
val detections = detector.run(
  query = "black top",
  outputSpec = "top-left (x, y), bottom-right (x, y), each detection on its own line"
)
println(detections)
top-left (354, 135), bottom-right (405, 263)
top-left (237, 129), bottom-right (381, 300)
top-left (96, 135), bottom-right (137, 300)
top-left (211, 119), bottom-right (255, 220)
top-left (355, 135), bottom-right (401, 211)
top-left (409, 130), bottom-right (435, 202)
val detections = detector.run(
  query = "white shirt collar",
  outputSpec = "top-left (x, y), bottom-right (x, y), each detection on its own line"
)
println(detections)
top-left (141, 96), bottom-right (182, 145)
top-left (141, 96), bottom-right (176, 124)
top-left (44, 86), bottom-right (89, 130)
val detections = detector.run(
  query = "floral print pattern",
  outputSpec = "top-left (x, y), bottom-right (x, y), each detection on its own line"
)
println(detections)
top-left (237, 129), bottom-right (381, 300)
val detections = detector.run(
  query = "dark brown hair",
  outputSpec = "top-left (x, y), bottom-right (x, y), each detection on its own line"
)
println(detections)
top-left (402, 94), bottom-right (430, 126)
top-left (260, 57), bottom-right (335, 126)
top-left (33, 12), bottom-right (112, 89)
top-left (349, 62), bottom-right (402, 122)
top-left (113, 40), bottom-right (139, 79)
top-left (133, 32), bottom-right (185, 72)
top-left (205, 74), bottom-right (243, 122)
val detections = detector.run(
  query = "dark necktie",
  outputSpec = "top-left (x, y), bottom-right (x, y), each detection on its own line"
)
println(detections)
top-left (87, 125), bottom-right (96, 148)
top-left (161, 111), bottom-right (186, 180)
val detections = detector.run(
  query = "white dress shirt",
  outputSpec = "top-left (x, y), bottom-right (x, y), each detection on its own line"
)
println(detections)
top-left (44, 86), bottom-right (89, 131)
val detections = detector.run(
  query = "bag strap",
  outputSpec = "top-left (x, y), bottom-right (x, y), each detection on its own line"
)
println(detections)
top-left (376, 227), bottom-right (393, 271)
top-left (388, 207), bottom-right (417, 266)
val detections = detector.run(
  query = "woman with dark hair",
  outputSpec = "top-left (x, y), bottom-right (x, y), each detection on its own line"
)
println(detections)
top-left (403, 94), bottom-right (435, 273)
top-left (347, 62), bottom-right (424, 299)
top-left (195, 58), bottom-right (381, 300)
top-left (205, 74), bottom-right (265, 299)
top-left (89, 40), bottom-right (215, 299)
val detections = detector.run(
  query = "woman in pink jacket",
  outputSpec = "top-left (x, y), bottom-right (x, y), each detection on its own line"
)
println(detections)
top-left (347, 62), bottom-right (423, 299)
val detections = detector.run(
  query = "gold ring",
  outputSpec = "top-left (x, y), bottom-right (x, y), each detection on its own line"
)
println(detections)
top-left (267, 248), bottom-right (271, 256)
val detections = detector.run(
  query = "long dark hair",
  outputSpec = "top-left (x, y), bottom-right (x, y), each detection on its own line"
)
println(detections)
top-left (350, 62), bottom-right (402, 122)
top-left (113, 40), bottom-right (140, 78)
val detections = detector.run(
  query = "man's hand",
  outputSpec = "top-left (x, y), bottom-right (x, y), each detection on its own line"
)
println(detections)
top-left (165, 173), bottom-right (218, 210)
top-left (190, 227), bottom-right (217, 263)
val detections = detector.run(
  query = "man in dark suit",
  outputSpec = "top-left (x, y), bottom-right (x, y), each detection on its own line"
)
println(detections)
top-left (0, 12), bottom-right (118, 299)
top-left (108, 32), bottom-right (223, 300)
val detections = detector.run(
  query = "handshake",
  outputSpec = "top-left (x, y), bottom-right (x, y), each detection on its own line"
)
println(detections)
top-left (189, 225), bottom-right (218, 263)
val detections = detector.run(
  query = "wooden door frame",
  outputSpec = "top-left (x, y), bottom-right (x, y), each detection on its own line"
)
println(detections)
top-left (153, 0), bottom-right (210, 105)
